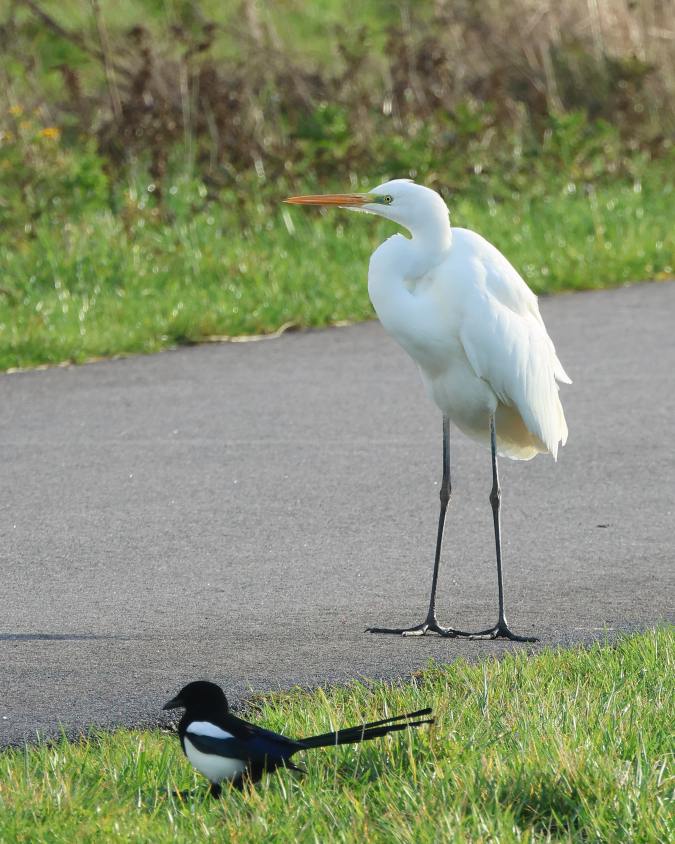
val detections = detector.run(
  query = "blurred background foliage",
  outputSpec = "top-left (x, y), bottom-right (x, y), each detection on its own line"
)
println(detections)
top-left (2, 0), bottom-right (674, 229)
top-left (0, 0), bottom-right (673, 368)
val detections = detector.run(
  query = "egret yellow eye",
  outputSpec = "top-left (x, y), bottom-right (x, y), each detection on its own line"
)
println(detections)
top-left (383, 195), bottom-right (393, 204)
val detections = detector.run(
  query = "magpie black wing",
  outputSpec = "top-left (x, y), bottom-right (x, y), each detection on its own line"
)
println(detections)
top-left (185, 714), bottom-right (302, 764)
top-left (184, 731), bottom-right (260, 762)
top-left (224, 714), bottom-right (303, 754)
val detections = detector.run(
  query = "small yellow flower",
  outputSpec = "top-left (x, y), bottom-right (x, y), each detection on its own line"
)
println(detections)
top-left (40, 126), bottom-right (61, 141)
top-left (9, 104), bottom-right (23, 116)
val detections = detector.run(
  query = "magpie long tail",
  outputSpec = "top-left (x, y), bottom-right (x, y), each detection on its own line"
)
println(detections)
top-left (299, 707), bottom-right (433, 749)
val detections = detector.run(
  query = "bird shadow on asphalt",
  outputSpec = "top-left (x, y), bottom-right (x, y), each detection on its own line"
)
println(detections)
top-left (0, 632), bottom-right (139, 641)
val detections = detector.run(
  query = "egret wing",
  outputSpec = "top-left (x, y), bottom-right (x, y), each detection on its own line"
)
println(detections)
top-left (455, 231), bottom-right (571, 457)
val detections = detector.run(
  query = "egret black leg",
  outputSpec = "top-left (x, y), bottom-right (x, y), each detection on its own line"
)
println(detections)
top-left (469, 416), bottom-right (538, 642)
top-left (368, 415), bottom-right (470, 637)
top-left (209, 782), bottom-right (222, 798)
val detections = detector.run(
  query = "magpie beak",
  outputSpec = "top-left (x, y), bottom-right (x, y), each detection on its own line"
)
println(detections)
top-left (164, 680), bottom-right (434, 796)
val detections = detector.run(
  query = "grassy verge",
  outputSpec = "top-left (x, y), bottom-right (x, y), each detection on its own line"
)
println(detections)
top-left (1, 166), bottom-right (673, 372)
top-left (3, 2), bottom-right (674, 372)
top-left (0, 629), bottom-right (672, 842)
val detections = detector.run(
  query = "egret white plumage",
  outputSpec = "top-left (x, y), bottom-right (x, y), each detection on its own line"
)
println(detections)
top-left (285, 180), bottom-right (571, 640)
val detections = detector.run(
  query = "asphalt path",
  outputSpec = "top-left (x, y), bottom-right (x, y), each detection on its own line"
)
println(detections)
top-left (1, 281), bottom-right (673, 746)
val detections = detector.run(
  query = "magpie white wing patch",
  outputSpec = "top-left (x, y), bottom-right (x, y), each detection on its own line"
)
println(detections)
top-left (184, 736), bottom-right (246, 783)
top-left (186, 721), bottom-right (234, 740)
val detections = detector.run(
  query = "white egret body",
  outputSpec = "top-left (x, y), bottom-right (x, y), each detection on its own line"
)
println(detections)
top-left (286, 180), bottom-right (571, 640)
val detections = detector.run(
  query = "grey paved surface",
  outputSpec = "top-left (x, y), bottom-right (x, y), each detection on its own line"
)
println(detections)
top-left (1, 281), bottom-right (673, 746)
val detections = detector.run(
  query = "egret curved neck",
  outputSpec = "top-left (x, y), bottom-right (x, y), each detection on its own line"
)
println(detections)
top-left (406, 215), bottom-right (452, 264)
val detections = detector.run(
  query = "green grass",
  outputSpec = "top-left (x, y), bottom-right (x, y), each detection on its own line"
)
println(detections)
top-left (1, 168), bottom-right (673, 372)
top-left (14, 0), bottom-right (400, 66)
top-left (0, 629), bottom-right (672, 842)
top-left (4, 2), bottom-right (674, 372)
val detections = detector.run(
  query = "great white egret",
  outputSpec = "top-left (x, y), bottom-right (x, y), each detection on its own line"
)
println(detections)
top-left (285, 180), bottom-right (571, 640)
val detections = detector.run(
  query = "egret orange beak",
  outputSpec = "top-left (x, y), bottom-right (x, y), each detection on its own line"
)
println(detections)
top-left (284, 193), bottom-right (373, 207)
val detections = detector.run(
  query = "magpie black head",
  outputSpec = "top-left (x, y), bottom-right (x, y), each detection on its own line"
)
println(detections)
top-left (163, 681), bottom-right (229, 713)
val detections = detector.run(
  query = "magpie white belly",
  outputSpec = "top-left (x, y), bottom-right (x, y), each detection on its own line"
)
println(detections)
top-left (184, 737), bottom-right (246, 783)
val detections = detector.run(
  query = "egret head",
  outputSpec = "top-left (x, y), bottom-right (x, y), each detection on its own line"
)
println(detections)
top-left (285, 179), bottom-right (450, 238)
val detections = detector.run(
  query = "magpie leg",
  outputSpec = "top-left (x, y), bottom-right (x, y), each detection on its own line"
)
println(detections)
top-left (171, 787), bottom-right (202, 800)
top-left (468, 416), bottom-right (538, 643)
top-left (368, 415), bottom-right (471, 638)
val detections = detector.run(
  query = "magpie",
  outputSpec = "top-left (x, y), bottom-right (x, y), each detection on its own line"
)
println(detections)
top-left (164, 680), bottom-right (434, 795)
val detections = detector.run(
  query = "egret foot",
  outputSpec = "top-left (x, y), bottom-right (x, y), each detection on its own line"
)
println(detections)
top-left (367, 618), bottom-right (471, 637)
top-left (468, 621), bottom-right (538, 642)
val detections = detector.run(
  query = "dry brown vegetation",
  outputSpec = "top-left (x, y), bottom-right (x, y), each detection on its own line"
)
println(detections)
top-left (1, 3), bottom-right (673, 372)
top-left (2, 0), bottom-right (673, 193)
